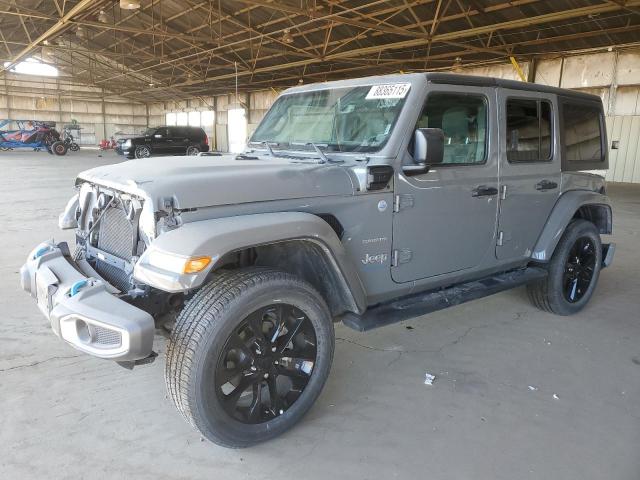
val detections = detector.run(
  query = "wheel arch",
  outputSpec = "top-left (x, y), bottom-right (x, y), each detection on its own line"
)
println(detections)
top-left (135, 212), bottom-right (367, 316)
top-left (215, 239), bottom-right (360, 317)
top-left (531, 190), bottom-right (612, 262)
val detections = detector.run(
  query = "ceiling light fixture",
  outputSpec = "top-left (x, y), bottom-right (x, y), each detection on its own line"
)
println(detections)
top-left (120, 0), bottom-right (141, 10)
top-left (41, 45), bottom-right (54, 59)
top-left (98, 10), bottom-right (109, 23)
top-left (75, 26), bottom-right (86, 39)
top-left (281, 28), bottom-right (294, 44)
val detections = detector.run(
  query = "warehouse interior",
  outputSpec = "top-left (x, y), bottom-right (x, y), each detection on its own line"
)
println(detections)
top-left (1, 1), bottom-right (640, 177)
top-left (1, 1), bottom-right (639, 478)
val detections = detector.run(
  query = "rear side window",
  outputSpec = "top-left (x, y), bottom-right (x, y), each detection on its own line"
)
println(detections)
top-left (506, 98), bottom-right (552, 162)
top-left (173, 127), bottom-right (190, 138)
top-left (562, 102), bottom-right (603, 163)
top-left (416, 93), bottom-right (487, 164)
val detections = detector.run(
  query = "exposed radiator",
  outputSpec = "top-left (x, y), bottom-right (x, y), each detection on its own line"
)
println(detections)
top-left (93, 206), bottom-right (136, 292)
top-left (98, 207), bottom-right (134, 259)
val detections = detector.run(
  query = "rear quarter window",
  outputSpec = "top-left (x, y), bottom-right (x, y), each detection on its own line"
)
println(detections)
top-left (561, 99), bottom-right (607, 170)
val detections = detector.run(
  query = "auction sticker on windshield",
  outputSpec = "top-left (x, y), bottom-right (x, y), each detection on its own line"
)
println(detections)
top-left (365, 83), bottom-right (411, 100)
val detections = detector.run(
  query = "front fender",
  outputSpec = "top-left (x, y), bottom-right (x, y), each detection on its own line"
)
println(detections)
top-left (532, 190), bottom-right (612, 262)
top-left (133, 212), bottom-right (367, 311)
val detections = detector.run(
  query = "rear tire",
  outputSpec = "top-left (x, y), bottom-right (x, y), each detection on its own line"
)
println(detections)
top-left (186, 145), bottom-right (200, 156)
top-left (527, 219), bottom-right (602, 315)
top-left (51, 140), bottom-right (68, 156)
top-left (165, 268), bottom-right (334, 448)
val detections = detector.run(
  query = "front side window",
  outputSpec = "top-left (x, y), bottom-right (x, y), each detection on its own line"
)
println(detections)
top-left (251, 84), bottom-right (409, 153)
top-left (415, 93), bottom-right (487, 164)
top-left (506, 98), bottom-right (553, 162)
top-left (562, 102), bottom-right (603, 163)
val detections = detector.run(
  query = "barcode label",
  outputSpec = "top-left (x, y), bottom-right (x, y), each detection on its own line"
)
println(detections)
top-left (365, 83), bottom-right (411, 100)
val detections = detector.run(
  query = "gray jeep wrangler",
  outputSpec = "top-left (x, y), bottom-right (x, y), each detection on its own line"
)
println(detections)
top-left (20, 73), bottom-right (614, 447)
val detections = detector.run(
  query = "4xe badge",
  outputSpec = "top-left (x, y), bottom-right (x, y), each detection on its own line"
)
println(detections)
top-left (361, 253), bottom-right (388, 265)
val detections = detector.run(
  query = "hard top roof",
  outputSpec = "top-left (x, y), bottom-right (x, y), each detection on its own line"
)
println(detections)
top-left (284, 72), bottom-right (601, 103)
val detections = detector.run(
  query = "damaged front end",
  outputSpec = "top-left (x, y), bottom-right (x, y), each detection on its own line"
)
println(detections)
top-left (20, 181), bottom-right (181, 365)
top-left (66, 182), bottom-right (157, 296)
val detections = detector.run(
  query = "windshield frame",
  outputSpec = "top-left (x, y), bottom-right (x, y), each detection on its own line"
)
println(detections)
top-left (249, 83), bottom-right (413, 156)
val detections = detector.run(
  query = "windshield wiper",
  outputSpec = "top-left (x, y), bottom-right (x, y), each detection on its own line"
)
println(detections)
top-left (287, 142), bottom-right (343, 164)
top-left (310, 143), bottom-right (344, 163)
top-left (262, 141), bottom-right (276, 156)
top-left (310, 142), bottom-right (328, 163)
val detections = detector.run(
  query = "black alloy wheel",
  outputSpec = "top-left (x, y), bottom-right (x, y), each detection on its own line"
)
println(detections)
top-left (563, 236), bottom-right (597, 303)
top-left (165, 268), bottom-right (334, 447)
top-left (215, 304), bottom-right (317, 424)
top-left (527, 219), bottom-right (602, 315)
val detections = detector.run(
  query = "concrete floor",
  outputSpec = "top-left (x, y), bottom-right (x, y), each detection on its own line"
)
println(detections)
top-left (1, 149), bottom-right (639, 480)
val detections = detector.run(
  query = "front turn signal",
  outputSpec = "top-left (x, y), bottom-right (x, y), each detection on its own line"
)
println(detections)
top-left (183, 256), bottom-right (212, 274)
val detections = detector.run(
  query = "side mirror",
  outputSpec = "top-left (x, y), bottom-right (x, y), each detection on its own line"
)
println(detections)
top-left (413, 128), bottom-right (444, 164)
top-left (403, 128), bottom-right (444, 176)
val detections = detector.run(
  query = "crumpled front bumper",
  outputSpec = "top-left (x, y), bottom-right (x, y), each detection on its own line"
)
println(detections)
top-left (20, 241), bottom-right (154, 361)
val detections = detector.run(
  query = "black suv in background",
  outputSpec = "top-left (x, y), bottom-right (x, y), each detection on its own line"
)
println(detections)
top-left (118, 126), bottom-right (210, 159)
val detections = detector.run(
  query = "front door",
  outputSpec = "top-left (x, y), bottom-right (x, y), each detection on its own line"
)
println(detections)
top-left (495, 90), bottom-right (561, 260)
top-left (151, 127), bottom-right (171, 154)
top-left (392, 86), bottom-right (499, 283)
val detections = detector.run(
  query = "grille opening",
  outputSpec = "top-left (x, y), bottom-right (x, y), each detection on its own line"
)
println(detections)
top-left (92, 325), bottom-right (122, 347)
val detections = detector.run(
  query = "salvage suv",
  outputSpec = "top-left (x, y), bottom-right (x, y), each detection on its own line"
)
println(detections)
top-left (20, 73), bottom-right (614, 448)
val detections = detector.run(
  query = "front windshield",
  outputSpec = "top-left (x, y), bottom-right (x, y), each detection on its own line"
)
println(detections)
top-left (250, 84), bottom-right (410, 153)
top-left (143, 127), bottom-right (157, 136)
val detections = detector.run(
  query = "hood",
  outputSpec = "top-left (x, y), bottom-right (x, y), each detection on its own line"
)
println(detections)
top-left (77, 154), bottom-right (355, 210)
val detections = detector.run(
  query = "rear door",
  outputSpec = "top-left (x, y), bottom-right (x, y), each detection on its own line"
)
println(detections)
top-left (391, 85), bottom-right (499, 283)
top-left (171, 127), bottom-right (190, 154)
top-left (496, 90), bottom-right (561, 260)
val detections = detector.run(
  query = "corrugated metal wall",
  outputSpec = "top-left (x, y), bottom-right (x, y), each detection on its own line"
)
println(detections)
top-left (606, 116), bottom-right (640, 183)
top-left (0, 74), bottom-right (149, 145)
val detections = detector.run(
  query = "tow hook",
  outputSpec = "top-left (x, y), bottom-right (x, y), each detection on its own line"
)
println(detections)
top-left (69, 279), bottom-right (89, 297)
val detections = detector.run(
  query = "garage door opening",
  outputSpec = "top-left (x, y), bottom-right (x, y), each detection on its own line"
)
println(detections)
top-left (228, 108), bottom-right (247, 153)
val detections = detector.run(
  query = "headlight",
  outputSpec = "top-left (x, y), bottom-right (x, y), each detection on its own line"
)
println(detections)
top-left (144, 249), bottom-right (211, 274)
top-left (123, 139), bottom-right (131, 147)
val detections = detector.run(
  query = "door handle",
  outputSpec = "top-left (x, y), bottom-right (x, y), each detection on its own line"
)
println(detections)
top-left (535, 180), bottom-right (558, 191)
top-left (471, 185), bottom-right (498, 197)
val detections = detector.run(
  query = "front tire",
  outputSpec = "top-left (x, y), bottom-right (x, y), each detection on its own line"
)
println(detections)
top-left (527, 219), bottom-right (602, 315)
top-left (134, 145), bottom-right (151, 158)
top-left (166, 268), bottom-right (334, 448)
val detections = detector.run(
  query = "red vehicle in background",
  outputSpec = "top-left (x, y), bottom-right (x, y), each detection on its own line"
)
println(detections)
top-left (99, 137), bottom-right (117, 150)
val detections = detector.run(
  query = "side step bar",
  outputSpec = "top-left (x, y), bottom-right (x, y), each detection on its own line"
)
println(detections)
top-left (341, 267), bottom-right (548, 332)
